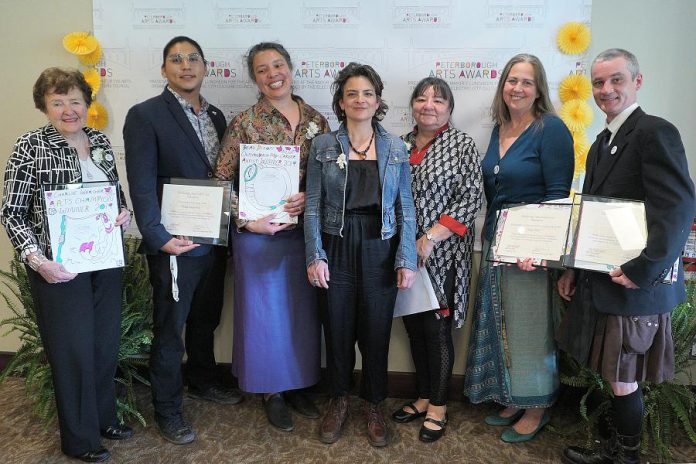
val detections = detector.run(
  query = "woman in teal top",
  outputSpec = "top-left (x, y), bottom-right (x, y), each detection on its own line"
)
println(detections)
top-left (463, 54), bottom-right (573, 443)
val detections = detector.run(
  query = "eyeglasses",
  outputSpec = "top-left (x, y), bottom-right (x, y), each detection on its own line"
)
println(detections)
top-left (167, 53), bottom-right (205, 65)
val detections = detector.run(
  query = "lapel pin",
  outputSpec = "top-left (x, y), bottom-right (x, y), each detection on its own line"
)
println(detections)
top-left (610, 146), bottom-right (617, 155)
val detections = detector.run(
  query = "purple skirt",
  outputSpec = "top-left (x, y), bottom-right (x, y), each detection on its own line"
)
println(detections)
top-left (230, 227), bottom-right (321, 393)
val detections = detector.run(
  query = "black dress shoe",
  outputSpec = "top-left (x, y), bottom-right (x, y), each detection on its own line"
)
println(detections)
top-left (263, 393), bottom-right (294, 431)
top-left (72, 447), bottom-right (111, 462)
top-left (188, 385), bottom-right (244, 405)
top-left (285, 390), bottom-right (320, 419)
top-left (156, 414), bottom-right (196, 445)
top-left (101, 425), bottom-right (134, 440)
top-left (562, 445), bottom-right (613, 464)
top-left (391, 402), bottom-right (427, 423)
top-left (419, 414), bottom-right (448, 443)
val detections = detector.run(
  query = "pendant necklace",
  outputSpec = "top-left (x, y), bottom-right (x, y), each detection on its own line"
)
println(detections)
top-left (348, 131), bottom-right (375, 160)
top-left (80, 158), bottom-right (94, 180)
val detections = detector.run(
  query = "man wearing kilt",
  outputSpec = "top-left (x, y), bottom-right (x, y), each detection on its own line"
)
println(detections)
top-left (557, 48), bottom-right (695, 464)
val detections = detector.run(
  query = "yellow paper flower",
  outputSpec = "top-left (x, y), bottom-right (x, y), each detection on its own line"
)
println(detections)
top-left (63, 32), bottom-right (99, 55)
top-left (87, 101), bottom-right (108, 130)
top-left (78, 42), bottom-right (102, 66)
top-left (559, 74), bottom-right (592, 103)
top-left (572, 131), bottom-right (590, 179)
top-left (560, 99), bottom-right (593, 133)
top-left (82, 69), bottom-right (101, 97)
top-left (557, 22), bottom-right (591, 55)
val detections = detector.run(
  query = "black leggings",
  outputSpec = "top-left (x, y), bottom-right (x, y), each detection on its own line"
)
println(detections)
top-left (402, 266), bottom-right (455, 406)
top-left (403, 310), bottom-right (454, 406)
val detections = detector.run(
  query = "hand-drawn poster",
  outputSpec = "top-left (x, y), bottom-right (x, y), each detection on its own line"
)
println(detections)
top-left (43, 183), bottom-right (125, 273)
top-left (238, 144), bottom-right (300, 224)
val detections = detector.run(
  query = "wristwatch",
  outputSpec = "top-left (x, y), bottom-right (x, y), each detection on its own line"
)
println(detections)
top-left (26, 252), bottom-right (49, 272)
top-left (425, 231), bottom-right (437, 243)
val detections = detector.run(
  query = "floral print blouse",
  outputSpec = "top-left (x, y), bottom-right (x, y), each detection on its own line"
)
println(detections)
top-left (216, 95), bottom-right (330, 229)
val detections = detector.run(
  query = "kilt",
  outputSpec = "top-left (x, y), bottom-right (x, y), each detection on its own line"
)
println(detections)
top-left (589, 312), bottom-right (674, 384)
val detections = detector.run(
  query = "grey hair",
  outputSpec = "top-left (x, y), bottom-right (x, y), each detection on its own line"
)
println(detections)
top-left (593, 48), bottom-right (640, 79)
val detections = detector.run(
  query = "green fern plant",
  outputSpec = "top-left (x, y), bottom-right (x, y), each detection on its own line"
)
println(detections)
top-left (559, 281), bottom-right (696, 462)
top-left (0, 237), bottom-right (153, 426)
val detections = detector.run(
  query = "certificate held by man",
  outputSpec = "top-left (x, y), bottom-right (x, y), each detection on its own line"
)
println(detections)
top-left (565, 195), bottom-right (647, 272)
top-left (160, 178), bottom-right (233, 246)
top-left (238, 143), bottom-right (301, 224)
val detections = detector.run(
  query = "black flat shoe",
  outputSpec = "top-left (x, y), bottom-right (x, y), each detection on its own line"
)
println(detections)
top-left (391, 402), bottom-right (426, 423)
top-left (72, 447), bottom-right (111, 462)
top-left (101, 424), bottom-right (134, 440)
top-left (419, 414), bottom-right (448, 443)
top-left (263, 393), bottom-right (294, 431)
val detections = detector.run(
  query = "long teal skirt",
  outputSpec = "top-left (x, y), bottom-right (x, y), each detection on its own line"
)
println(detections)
top-left (463, 246), bottom-right (559, 408)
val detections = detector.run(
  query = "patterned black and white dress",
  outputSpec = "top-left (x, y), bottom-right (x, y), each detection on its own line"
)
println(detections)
top-left (403, 126), bottom-right (483, 327)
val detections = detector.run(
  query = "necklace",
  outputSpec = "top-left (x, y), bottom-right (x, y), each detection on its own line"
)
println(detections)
top-left (348, 131), bottom-right (375, 159)
top-left (79, 158), bottom-right (94, 180)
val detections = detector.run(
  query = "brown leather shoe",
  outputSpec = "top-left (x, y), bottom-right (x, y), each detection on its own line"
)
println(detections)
top-left (365, 402), bottom-right (388, 447)
top-left (319, 396), bottom-right (349, 444)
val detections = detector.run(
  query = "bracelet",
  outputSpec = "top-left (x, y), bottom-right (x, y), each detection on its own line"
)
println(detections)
top-left (27, 253), bottom-right (49, 272)
top-left (426, 231), bottom-right (437, 243)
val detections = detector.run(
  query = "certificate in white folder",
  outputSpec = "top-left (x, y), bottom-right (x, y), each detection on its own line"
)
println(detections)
top-left (393, 267), bottom-right (440, 318)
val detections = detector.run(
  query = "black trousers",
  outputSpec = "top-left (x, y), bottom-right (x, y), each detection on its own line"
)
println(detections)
top-left (320, 214), bottom-right (398, 404)
top-left (402, 266), bottom-right (455, 406)
top-left (147, 247), bottom-right (227, 419)
top-left (28, 266), bottom-right (122, 456)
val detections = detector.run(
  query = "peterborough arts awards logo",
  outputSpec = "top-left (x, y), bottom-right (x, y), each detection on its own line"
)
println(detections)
top-left (132, 7), bottom-right (184, 27)
top-left (205, 50), bottom-right (249, 90)
top-left (429, 59), bottom-right (501, 90)
top-left (392, 3), bottom-right (452, 27)
top-left (485, 2), bottom-right (543, 26)
top-left (302, 6), bottom-right (357, 27)
top-left (96, 49), bottom-right (132, 90)
top-left (293, 58), bottom-right (347, 91)
top-left (214, 6), bottom-right (270, 27)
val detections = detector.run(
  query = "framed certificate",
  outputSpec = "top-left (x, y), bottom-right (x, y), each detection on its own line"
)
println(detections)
top-left (160, 178), bottom-right (233, 246)
top-left (238, 143), bottom-right (300, 224)
top-left (563, 195), bottom-right (647, 273)
top-left (486, 201), bottom-right (573, 269)
top-left (42, 181), bottom-right (125, 273)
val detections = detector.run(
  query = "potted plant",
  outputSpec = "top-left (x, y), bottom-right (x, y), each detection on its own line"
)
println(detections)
top-left (0, 237), bottom-right (153, 426)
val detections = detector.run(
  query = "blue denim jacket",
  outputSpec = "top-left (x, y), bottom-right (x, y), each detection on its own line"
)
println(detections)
top-left (304, 123), bottom-right (417, 271)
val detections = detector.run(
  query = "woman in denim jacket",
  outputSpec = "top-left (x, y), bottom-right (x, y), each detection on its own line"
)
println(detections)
top-left (304, 62), bottom-right (417, 448)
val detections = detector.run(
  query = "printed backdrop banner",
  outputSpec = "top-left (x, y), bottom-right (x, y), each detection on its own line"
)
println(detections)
top-left (93, 0), bottom-right (592, 243)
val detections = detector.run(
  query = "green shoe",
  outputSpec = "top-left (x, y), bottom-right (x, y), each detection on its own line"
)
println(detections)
top-left (484, 408), bottom-right (524, 426)
top-left (500, 411), bottom-right (550, 443)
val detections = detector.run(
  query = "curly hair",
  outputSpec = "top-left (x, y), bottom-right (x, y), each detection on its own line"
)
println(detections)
top-left (331, 62), bottom-right (388, 123)
top-left (33, 67), bottom-right (93, 112)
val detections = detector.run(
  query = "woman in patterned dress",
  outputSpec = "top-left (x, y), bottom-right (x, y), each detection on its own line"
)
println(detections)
top-left (391, 77), bottom-right (482, 442)
top-left (462, 54), bottom-right (574, 443)
top-left (215, 42), bottom-right (330, 432)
